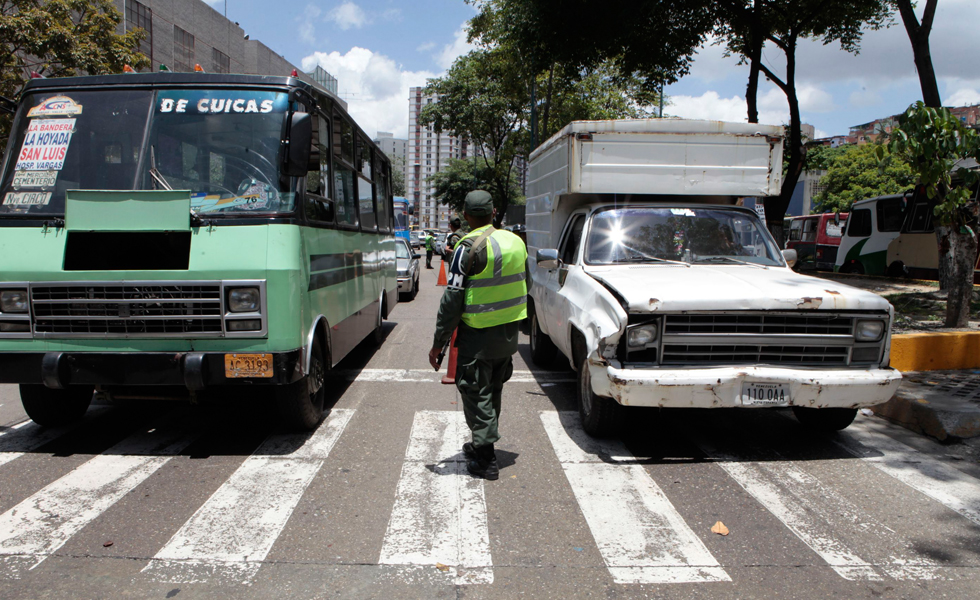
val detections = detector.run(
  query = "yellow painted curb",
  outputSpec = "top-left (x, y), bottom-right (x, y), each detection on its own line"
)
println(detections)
top-left (890, 332), bottom-right (980, 372)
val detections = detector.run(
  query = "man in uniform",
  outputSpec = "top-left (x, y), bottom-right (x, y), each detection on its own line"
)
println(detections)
top-left (444, 216), bottom-right (463, 260)
top-left (428, 190), bottom-right (529, 480)
top-left (424, 231), bottom-right (435, 269)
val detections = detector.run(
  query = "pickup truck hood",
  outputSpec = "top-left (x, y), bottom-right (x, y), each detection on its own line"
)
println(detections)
top-left (584, 264), bottom-right (891, 313)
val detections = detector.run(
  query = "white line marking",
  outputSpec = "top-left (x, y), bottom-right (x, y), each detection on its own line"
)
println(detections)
top-left (142, 409), bottom-right (354, 585)
top-left (837, 422), bottom-right (980, 527)
top-left (540, 411), bottom-right (729, 584)
top-left (697, 438), bottom-right (942, 581)
top-left (0, 420), bottom-right (193, 578)
top-left (379, 411), bottom-right (493, 585)
top-left (341, 368), bottom-right (574, 384)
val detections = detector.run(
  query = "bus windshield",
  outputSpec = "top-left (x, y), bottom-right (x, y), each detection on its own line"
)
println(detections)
top-left (0, 88), bottom-right (295, 217)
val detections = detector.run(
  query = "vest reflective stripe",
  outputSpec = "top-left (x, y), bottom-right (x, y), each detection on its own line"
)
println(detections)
top-left (460, 226), bottom-right (528, 329)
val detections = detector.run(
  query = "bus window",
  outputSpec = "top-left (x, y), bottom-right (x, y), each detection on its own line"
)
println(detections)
top-left (825, 218), bottom-right (845, 238)
top-left (334, 165), bottom-right (357, 226)
top-left (907, 199), bottom-right (933, 233)
top-left (375, 160), bottom-right (390, 232)
top-left (801, 218), bottom-right (817, 242)
top-left (357, 136), bottom-right (376, 231)
top-left (788, 219), bottom-right (803, 241)
top-left (848, 209), bottom-right (872, 237)
top-left (876, 197), bottom-right (904, 232)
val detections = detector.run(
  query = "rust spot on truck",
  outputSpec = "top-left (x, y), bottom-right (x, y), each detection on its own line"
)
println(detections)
top-left (648, 298), bottom-right (662, 310)
top-left (798, 297), bottom-right (823, 309)
top-left (825, 289), bottom-right (841, 295)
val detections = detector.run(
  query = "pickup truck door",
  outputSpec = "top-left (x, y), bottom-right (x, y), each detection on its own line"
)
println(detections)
top-left (539, 213), bottom-right (587, 358)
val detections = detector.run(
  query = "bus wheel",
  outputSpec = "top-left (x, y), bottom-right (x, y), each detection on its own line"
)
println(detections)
top-left (887, 261), bottom-right (909, 278)
top-left (840, 261), bottom-right (864, 275)
top-left (276, 338), bottom-right (326, 431)
top-left (369, 297), bottom-right (385, 346)
top-left (20, 384), bottom-right (94, 427)
top-left (792, 406), bottom-right (857, 431)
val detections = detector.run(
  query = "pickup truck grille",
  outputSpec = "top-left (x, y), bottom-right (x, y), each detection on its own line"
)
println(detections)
top-left (31, 283), bottom-right (224, 337)
top-left (660, 344), bottom-right (850, 366)
top-left (664, 314), bottom-right (853, 336)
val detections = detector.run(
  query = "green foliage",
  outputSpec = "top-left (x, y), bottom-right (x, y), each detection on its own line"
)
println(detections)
top-left (429, 157), bottom-right (523, 216)
top-left (880, 101), bottom-right (980, 227)
top-left (388, 154), bottom-right (407, 197)
top-left (814, 144), bottom-right (914, 213)
top-left (0, 0), bottom-right (149, 136)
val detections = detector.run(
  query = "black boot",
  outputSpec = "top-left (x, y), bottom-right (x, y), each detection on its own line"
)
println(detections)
top-left (462, 442), bottom-right (477, 459)
top-left (467, 443), bottom-right (499, 480)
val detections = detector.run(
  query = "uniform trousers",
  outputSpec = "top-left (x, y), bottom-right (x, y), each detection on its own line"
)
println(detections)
top-left (454, 354), bottom-right (514, 448)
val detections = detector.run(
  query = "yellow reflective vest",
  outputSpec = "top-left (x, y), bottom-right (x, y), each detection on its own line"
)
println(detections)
top-left (459, 225), bottom-right (528, 329)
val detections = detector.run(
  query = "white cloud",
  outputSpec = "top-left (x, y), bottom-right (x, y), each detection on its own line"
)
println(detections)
top-left (814, 128), bottom-right (830, 139)
top-left (667, 90), bottom-right (787, 126)
top-left (797, 85), bottom-right (836, 113)
top-left (297, 4), bottom-right (322, 45)
top-left (436, 26), bottom-right (476, 70)
top-left (416, 41), bottom-right (436, 52)
top-left (327, 2), bottom-right (369, 30)
top-left (947, 87), bottom-right (980, 107)
top-left (301, 48), bottom-right (435, 139)
top-left (849, 88), bottom-right (882, 108)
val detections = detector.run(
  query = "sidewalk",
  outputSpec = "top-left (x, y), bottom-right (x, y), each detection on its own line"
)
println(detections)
top-left (873, 370), bottom-right (980, 441)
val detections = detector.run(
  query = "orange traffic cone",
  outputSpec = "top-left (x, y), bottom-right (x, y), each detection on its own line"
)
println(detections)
top-left (436, 260), bottom-right (448, 286)
top-left (441, 329), bottom-right (458, 384)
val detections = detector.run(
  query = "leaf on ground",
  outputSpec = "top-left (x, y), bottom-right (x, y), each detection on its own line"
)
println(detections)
top-left (711, 521), bottom-right (729, 536)
top-left (435, 562), bottom-right (450, 572)
top-left (103, 541), bottom-right (114, 547)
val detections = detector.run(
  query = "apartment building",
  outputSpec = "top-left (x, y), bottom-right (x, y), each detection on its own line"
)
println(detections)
top-left (407, 87), bottom-right (469, 229)
top-left (373, 131), bottom-right (408, 193)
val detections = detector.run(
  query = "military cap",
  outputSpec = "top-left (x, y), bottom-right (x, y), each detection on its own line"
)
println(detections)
top-left (463, 190), bottom-right (494, 217)
top-left (449, 215), bottom-right (462, 227)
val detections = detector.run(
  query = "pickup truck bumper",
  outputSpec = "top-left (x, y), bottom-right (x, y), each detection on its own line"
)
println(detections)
top-left (589, 361), bottom-right (903, 409)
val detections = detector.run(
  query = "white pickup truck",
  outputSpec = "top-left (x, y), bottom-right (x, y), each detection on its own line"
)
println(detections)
top-left (526, 119), bottom-right (902, 436)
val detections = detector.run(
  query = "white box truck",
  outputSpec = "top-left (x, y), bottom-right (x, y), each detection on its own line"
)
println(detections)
top-left (526, 119), bottom-right (902, 436)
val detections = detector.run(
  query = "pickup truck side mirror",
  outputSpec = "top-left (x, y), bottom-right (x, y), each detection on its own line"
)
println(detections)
top-left (833, 212), bottom-right (840, 227)
top-left (536, 248), bottom-right (561, 270)
top-left (782, 248), bottom-right (798, 268)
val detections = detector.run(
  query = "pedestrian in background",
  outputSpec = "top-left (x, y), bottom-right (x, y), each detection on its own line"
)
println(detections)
top-left (424, 232), bottom-right (435, 269)
top-left (444, 216), bottom-right (462, 260)
top-left (428, 190), bottom-right (529, 480)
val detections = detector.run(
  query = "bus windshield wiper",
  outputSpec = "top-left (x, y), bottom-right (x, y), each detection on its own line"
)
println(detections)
top-left (694, 256), bottom-right (769, 269)
top-left (148, 146), bottom-right (173, 191)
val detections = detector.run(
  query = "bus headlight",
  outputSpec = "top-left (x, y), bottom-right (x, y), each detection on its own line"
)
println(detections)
top-left (855, 319), bottom-right (885, 342)
top-left (228, 287), bottom-right (261, 313)
top-left (0, 290), bottom-right (29, 313)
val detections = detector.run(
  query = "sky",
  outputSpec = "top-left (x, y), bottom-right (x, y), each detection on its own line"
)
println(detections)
top-left (210, 0), bottom-right (980, 141)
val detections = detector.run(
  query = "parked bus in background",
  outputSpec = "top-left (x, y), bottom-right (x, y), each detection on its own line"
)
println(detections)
top-left (393, 196), bottom-right (410, 243)
top-left (785, 212), bottom-right (848, 271)
top-left (0, 72), bottom-right (398, 431)
top-left (836, 193), bottom-right (909, 275)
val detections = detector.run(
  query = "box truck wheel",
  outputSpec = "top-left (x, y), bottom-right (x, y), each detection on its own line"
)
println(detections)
top-left (792, 406), bottom-right (857, 431)
top-left (577, 358), bottom-right (624, 437)
top-left (20, 384), bottom-right (93, 427)
top-left (276, 338), bottom-right (326, 431)
top-left (529, 312), bottom-right (559, 368)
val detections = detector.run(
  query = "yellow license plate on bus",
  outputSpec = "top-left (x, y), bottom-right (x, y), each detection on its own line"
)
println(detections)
top-left (224, 353), bottom-right (273, 378)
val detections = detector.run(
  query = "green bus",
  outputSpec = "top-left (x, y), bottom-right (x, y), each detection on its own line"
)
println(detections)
top-left (0, 73), bottom-right (399, 430)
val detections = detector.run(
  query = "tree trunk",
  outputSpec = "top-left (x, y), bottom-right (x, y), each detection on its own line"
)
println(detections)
top-left (936, 224), bottom-right (978, 327)
top-left (764, 36), bottom-right (804, 249)
top-left (745, 3), bottom-right (763, 124)
top-left (896, 0), bottom-right (942, 108)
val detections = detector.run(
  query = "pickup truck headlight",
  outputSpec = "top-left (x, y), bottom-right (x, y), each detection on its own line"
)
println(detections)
top-left (627, 323), bottom-right (658, 348)
top-left (0, 290), bottom-right (29, 313)
top-left (228, 287), bottom-right (261, 313)
top-left (854, 319), bottom-right (885, 342)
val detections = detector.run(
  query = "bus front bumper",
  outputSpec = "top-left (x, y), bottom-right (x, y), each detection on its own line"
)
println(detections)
top-left (0, 350), bottom-right (304, 391)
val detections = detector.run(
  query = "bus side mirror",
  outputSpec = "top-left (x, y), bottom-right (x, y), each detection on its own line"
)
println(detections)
top-left (283, 112), bottom-right (312, 177)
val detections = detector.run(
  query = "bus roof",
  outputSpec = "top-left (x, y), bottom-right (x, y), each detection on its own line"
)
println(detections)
top-left (21, 72), bottom-right (309, 95)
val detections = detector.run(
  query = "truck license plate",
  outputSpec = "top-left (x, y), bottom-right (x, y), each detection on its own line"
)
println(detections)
top-left (740, 382), bottom-right (790, 406)
top-left (224, 353), bottom-right (273, 378)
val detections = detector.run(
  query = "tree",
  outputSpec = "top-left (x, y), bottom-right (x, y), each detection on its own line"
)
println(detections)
top-left (892, 0), bottom-right (941, 107)
top-left (389, 154), bottom-right (407, 197)
top-left (880, 102), bottom-right (980, 327)
top-left (429, 156), bottom-right (523, 217)
top-left (813, 143), bottom-right (913, 212)
top-left (0, 0), bottom-right (149, 137)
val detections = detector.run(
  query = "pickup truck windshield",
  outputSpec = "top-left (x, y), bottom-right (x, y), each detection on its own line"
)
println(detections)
top-left (0, 88), bottom-right (294, 217)
top-left (586, 207), bottom-right (783, 266)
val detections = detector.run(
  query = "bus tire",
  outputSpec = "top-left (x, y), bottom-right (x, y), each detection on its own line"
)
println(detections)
top-left (529, 311), bottom-right (559, 368)
top-left (840, 261), bottom-right (864, 275)
top-left (792, 406), bottom-right (857, 432)
top-left (578, 357), bottom-right (624, 437)
top-left (276, 338), bottom-right (326, 431)
top-left (887, 261), bottom-right (909, 278)
top-left (20, 384), bottom-right (94, 427)
top-left (369, 296), bottom-right (385, 346)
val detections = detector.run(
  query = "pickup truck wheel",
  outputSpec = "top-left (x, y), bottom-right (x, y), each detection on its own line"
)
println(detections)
top-left (20, 384), bottom-right (94, 427)
top-left (578, 358), bottom-right (625, 437)
top-left (529, 312), bottom-right (559, 368)
top-left (276, 338), bottom-right (326, 431)
top-left (792, 406), bottom-right (857, 431)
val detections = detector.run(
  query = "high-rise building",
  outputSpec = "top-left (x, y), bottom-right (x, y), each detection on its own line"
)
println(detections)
top-left (407, 87), bottom-right (469, 229)
top-left (373, 131), bottom-right (407, 195)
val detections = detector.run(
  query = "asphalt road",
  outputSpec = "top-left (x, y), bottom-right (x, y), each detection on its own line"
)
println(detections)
top-left (1, 266), bottom-right (979, 599)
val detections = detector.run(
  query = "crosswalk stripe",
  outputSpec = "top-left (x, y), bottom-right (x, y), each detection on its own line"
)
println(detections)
top-left (540, 411), bottom-right (730, 584)
top-left (0, 409), bottom-right (108, 470)
top-left (379, 410), bottom-right (493, 585)
top-left (0, 418), bottom-right (194, 578)
top-left (696, 438), bottom-right (943, 581)
top-left (836, 422), bottom-right (980, 527)
top-left (340, 368), bottom-right (575, 384)
top-left (142, 408), bottom-right (355, 585)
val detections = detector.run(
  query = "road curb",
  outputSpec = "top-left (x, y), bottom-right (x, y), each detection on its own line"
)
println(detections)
top-left (872, 369), bottom-right (980, 441)
top-left (890, 331), bottom-right (980, 372)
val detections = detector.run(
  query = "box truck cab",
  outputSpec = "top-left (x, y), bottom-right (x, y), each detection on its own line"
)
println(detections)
top-left (526, 120), bottom-right (901, 437)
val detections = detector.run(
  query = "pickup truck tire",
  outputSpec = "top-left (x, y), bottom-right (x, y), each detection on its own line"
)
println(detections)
top-left (20, 384), bottom-right (94, 427)
top-left (792, 406), bottom-right (857, 431)
top-left (529, 312), bottom-right (560, 368)
top-left (276, 338), bottom-right (326, 431)
top-left (578, 358), bottom-right (625, 437)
